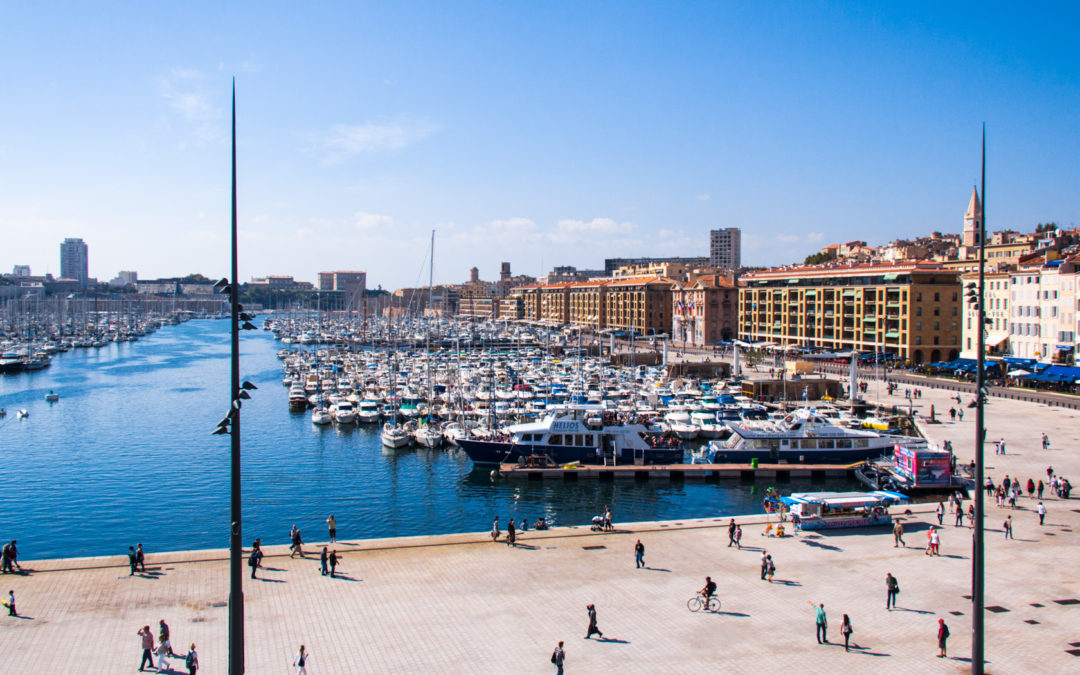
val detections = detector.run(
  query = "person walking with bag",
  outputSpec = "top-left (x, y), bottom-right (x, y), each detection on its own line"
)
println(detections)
top-left (551, 641), bottom-right (565, 675)
top-left (886, 572), bottom-right (899, 610)
top-left (185, 643), bottom-right (199, 675)
top-left (294, 644), bottom-right (310, 674)
top-left (937, 619), bottom-right (950, 657)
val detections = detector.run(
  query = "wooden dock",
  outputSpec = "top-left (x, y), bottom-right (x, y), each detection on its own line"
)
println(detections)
top-left (496, 462), bottom-right (857, 481)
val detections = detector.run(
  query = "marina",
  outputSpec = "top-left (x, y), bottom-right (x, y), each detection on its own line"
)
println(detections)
top-left (0, 316), bottom-right (872, 560)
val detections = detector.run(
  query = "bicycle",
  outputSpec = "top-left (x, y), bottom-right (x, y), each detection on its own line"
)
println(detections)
top-left (686, 594), bottom-right (721, 612)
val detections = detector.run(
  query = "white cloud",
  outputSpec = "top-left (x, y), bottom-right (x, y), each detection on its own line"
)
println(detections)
top-left (355, 211), bottom-right (394, 230)
top-left (157, 68), bottom-right (223, 144)
top-left (807, 231), bottom-right (825, 242)
top-left (696, 194), bottom-right (711, 201)
top-left (320, 119), bottom-right (440, 161)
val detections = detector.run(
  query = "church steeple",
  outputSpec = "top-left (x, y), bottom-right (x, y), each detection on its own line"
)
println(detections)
top-left (963, 186), bottom-right (982, 248)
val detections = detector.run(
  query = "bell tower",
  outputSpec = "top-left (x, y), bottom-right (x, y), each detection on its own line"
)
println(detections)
top-left (963, 186), bottom-right (982, 248)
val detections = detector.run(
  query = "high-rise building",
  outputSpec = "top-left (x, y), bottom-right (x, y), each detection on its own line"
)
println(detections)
top-left (12, 265), bottom-right (31, 277)
top-left (60, 237), bottom-right (89, 289)
top-left (709, 228), bottom-right (741, 269)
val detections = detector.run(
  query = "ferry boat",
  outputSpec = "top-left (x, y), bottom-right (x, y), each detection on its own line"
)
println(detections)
top-left (779, 490), bottom-right (909, 530)
top-left (705, 407), bottom-right (926, 464)
top-left (456, 404), bottom-right (682, 467)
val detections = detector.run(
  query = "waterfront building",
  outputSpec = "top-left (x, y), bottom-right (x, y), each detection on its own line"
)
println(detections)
top-left (518, 276), bottom-right (675, 335)
top-left (60, 237), bottom-right (89, 290)
top-left (709, 227), bottom-right (741, 269)
top-left (458, 295), bottom-right (499, 319)
top-left (671, 272), bottom-right (738, 346)
top-left (12, 265), bottom-right (31, 277)
top-left (959, 270), bottom-right (1011, 359)
top-left (538, 265), bottom-right (605, 284)
top-left (738, 261), bottom-right (962, 364)
top-left (1008, 258), bottom-right (1080, 363)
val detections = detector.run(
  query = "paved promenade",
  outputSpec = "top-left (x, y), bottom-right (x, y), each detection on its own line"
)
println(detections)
top-left (3, 385), bottom-right (1078, 673)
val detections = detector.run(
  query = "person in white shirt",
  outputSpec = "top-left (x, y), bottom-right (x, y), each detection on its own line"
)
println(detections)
top-left (1037, 501), bottom-right (1047, 525)
top-left (294, 644), bottom-right (310, 674)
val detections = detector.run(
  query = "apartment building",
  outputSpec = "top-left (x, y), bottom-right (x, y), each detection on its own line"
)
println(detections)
top-left (959, 271), bottom-right (1011, 358)
top-left (517, 276), bottom-right (674, 334)
top-left (738, 262), bottom-right (962, 364)
top-left (1009, 259), bottom-right (1080, 363)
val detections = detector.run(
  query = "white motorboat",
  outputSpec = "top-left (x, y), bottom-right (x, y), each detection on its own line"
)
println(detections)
top-left (381, 422), bottom-right (411, 449)
top-left (330, 401), bottom-right (357, 424)
top-left (44, 390), bottom-right (60, 402)
top-left (356, 400), bottom-right (381, 424)
top-left (311, 407), bottom-right (332, 426)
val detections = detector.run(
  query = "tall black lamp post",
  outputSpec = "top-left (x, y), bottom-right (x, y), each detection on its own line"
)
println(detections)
top-left (969, 126), bottom-right (988, 674)
top-left (211, 81), bottom-right (258, 674)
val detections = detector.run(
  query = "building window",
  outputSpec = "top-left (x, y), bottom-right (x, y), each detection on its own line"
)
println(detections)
top-left (915, 322), bottom-right (922, 330)
top-left (916, 336), bottom-right (922, 345)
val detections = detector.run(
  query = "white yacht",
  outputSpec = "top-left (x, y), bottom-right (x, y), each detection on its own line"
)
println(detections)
top-left (311, 407), bottom-right (332, 426)
top-left (356, 400), bottom-right (381, 424)
top-left (330, 401), bottom-right (357, 424)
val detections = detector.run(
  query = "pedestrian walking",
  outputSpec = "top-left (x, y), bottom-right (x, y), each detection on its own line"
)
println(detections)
top-left (320, 547), bottom-right (329, 576)
top-left (491, 516), bottom-right (500, 542)
top-left (957, 408), bottom-right (963, 422)
top-left (327, 514), bottom-right (337, 543)
top-left (766, 555), bottom-right (776, 582)
top-left (290, 527), bottom-right (304, 558)
top-left (249, 541), bottom-right (262, 579)
top-left (1037, 502), bottom-right (1047, 525)
top-left (0, 542), bottom-right (10, 574)
top-left (507, 519), bottom-right (517, 547)
top-left (634, 539), bottom-right (645, 568)
top-left (1004, 514), bottom-right (1013, 539)
top-left (128, 546), bottom-right (138, 575)
top-left (811, 602), bottom-right (828, 643)
top-left (137, 625), bottom-right (155, 671)
top-left (999, 438), bottom-right (1006, 455)
top-left (893, 520), bottom-right (905, 547)
top-left (160, 618), bottom-right (176, 657)
top-left (329, 550), bottom-right (339, 578)
top-left (185, 643), bottom-right (199, 675)
top-left (727, 518), bottom-right (736, 547)
top-left (886, 572), bottom-right (899, 609)
top-left (1027, 478), bottom-right (1035, 498)
top-left (967, 504), bottom-right (975, 528)
top-left (155, 635), bottom-right (171, 672)
top-left (294, 644), bottom-right (310, 674)
top-left (1037, 480), bottom-right (1045, 500)
top-left (136, 543), bottom-right (146, 572)
top-left (841, 614), bottom-right (853, 652)
top-left (955, 504), bottom-right (964, 527)
top-left (585, 603), bottom-right (603, 639)
top-left (551, 641), bottom-right (565, 675)
top-left (760, 550), bottom-right (768, 580)
top-left (1042, 432), bottom-right (1050, 450)
top-left (603, 505), bottom-right (613, 532)
top-left (937, 619), bottom-right (950, 657)
top-left (4, 589), bottom-right (15, 616)
top-left (734, 525), bottom-right (743, 549)
top-left (936, 502), bottom-right (944, 525)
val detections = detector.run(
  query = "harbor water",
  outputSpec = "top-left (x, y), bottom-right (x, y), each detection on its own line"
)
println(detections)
top-left (0, 319), bottom-right (856, 560)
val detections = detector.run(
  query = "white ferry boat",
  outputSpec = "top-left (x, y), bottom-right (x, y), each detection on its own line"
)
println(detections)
top-left (457, 404), bottom-right (682, 467)
top-left (705, 407), bottom-right (926, 464)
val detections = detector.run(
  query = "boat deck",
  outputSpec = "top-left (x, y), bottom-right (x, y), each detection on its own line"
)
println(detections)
top-left (497, 461), bottom-right (856, 480)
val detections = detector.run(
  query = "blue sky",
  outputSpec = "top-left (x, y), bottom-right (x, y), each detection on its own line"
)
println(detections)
top-left (1, 2), bottom-right (1077, 289)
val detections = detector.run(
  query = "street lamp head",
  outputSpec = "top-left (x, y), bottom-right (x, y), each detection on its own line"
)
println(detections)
top-left (215, 277), bottom-right (230, 289)
top-left (241, 381), bottom-right (258, 390)
top-left (211, 427), bottom-right (230, 435)
top-left (238, 390), bottom-right (251, 400)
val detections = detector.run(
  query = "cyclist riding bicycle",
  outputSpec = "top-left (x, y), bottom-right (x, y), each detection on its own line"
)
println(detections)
top-left (701, 576), bottom-right (717, 602)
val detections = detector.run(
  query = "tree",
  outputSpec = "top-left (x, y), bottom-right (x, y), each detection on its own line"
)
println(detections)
top-left (804, 251), bottom-right (834, 266)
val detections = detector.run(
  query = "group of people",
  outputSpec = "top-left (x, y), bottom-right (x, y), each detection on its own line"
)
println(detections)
top-left (1, 540), bottom-right (21, 574)
top-left (126, 544), bottom-right (146, 576)
top-left (491, 515), bottom-right (551, 543)
top-left (137, 619), bottom-right (197, 674)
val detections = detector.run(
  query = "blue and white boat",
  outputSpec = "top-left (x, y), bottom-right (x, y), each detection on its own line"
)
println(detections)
top-left (705, 407), bottom-right (925, 464)
top-left (457, 404), bottom-right (682, 467)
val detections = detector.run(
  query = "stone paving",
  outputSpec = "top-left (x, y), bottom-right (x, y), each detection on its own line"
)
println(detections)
top-left (2, 381), bottom-right (1079, 674)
